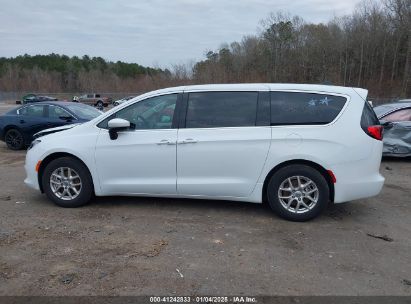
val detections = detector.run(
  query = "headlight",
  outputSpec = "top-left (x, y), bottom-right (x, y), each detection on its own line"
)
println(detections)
top-left (28, 139), bottom-right (41, 150)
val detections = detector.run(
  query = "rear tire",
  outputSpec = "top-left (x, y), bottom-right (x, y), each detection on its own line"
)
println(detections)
top-left (267, 165), bottom-right (329, 221)
top-left (42, 157), bottom-right (93, 208)
top-left (96, 101), bottom-right (104, 108)
top-left (5, 128), bottom-right (24, 150)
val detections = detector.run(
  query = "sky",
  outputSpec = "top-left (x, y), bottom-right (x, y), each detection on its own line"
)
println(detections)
top-left (0, 0), bottom-right (360, 68)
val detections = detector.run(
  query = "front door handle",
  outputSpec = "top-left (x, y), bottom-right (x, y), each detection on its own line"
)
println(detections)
top-left (179, 138), bottom-right (198, 144)
top-left (20, 119), bottom-right (25, 124)
top-left (157, 139), bottom-right (176, 145)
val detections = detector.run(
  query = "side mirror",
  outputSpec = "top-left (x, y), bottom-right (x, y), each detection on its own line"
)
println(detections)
top-left (108, 118), bottom-right (130, 140)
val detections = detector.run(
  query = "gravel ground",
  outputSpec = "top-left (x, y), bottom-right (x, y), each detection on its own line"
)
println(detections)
top-left (0, 103), bottom-right (410, 296)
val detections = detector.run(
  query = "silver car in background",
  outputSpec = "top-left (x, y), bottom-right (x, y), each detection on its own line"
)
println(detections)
top-left (113, 96), bottom-right (135, 106)
top-left (374, 102), bottom-right (411, 157)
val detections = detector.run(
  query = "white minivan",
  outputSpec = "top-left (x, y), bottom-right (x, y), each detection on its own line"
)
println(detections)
top-left (24, 84), bottom-right (385, 221)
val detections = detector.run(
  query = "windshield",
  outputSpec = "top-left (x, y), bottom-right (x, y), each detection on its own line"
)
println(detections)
top-left (65, 103), bottom-right (102, 120)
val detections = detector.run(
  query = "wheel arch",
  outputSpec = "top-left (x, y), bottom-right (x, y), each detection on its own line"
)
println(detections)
top-left (3, 125), bottom-right (26, 146)
top-left (4, 124), bottom-right (24, 134)
top-left (262, 159), bottom-right (335, 203)
top-left (37, 152), bottom-right (95, 193)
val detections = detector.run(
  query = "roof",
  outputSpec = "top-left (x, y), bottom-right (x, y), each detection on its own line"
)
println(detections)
top-left (141, 83), bottom-right (367, 99)
top-left (374, 102), bottom-right (411, 118)
top-left (21, 101), bottom-right (82, 106)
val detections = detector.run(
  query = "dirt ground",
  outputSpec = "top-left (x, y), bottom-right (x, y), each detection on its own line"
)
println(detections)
top-left (0, 103), bottom-right (410, 296)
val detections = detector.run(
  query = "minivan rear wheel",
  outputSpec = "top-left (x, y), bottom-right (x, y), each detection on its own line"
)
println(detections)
top-left (267, 165), bottom-right (329, 221)
top-left (42, 157), bottom-right (93, 207)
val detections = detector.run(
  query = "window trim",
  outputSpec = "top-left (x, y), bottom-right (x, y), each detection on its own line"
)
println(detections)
top-left (269, 90), bottom-right (350, 127)
top-left (180, 91), bottom-right (262, 129)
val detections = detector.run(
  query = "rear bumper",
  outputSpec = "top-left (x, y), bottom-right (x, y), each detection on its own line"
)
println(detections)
top-left (333, 173), bottom-right (384, 203)
top-left (332, 139), bottom-right (384, 203)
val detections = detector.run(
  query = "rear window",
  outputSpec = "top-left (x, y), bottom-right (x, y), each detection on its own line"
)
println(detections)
top-left (270, 92), bottom-right (347, 125)
top-left (186, 92), bottom-right (258, 128)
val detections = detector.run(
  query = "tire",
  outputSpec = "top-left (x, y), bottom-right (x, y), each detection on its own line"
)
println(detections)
top-left (42, 157), bottom-right (94, 208)
top-left (5, 128), bottom-right (25, 150)
top-left (267, 164), bottom-right (329, 221)
top-left (113, 102), bottom-right (119, 107)
top-left (96, 101), bottom-right (104, 107)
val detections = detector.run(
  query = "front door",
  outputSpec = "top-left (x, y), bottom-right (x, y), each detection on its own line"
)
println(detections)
top-left (95, 93), bottom-right (180, 195)
top-left (47, 105), bottom-right (76, 128)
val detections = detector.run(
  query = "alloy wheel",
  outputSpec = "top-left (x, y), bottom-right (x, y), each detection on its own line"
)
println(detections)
top-left (277, 175), bottom-right (319, 214)
top-left (5, 130), bottom-right (23, 149)
top-left (49, 167), bottom-right (82, 201)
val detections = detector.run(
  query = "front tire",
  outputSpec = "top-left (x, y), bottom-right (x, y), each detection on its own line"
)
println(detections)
top-left (96, 101), bottom-right (104, 108)
top-left (5, 128), bottom-right (24, 150)
top-left (42, 157), bottom-right (93, 207)
top-left (267, 165), bottom-right (329, 221)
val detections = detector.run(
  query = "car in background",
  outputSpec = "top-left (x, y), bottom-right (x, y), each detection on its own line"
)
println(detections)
top-left (374, 102), bottom-right (411, 157)
top-left (19, 94), bottom-right (58, 104)
top-left (0, 102), bottom-right (102, 150)
top-left (76, 94), bottom-right (112, 107)
top-left (113, 96), bottom-right (135, 106)
top-left (24, 84), bottom-right (384, 221)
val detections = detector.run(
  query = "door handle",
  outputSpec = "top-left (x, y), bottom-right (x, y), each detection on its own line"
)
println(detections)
top-left (20, 119), bottom-right (25, 124)
top-left (179, 138), bottom-right (198, 144)
top-left (157, 139), bottom-right (176, 145)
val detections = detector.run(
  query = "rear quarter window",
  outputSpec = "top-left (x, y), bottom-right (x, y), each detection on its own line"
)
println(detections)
top-left (270, 92), bottom-right (347, 125)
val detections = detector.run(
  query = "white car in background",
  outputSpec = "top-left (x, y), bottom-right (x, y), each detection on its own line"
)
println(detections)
top-left (112, 96), bottom-right (135, 106)
top-left (24, 84), bottom-right (384, 221)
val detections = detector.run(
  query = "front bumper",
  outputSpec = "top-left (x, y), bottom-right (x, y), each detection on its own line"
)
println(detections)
top-left (24, 147), bottom-right (43, 191)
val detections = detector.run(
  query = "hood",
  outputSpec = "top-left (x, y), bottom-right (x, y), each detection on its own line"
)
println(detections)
top-left (33, 123), bottom-right (82, 139)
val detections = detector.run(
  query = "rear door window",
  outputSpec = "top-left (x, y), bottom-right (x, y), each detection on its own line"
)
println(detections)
top-left (270, 92), bottom-right (347, 125)
top-left (185, 92), bottom-right (258, 128)
top-left (18, 105), bottom-right (46, 117)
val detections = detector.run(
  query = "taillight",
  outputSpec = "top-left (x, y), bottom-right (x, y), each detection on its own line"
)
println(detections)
top-left (360, 101), bottom-right (382, 141)
top-left (366, 125), bottom-right (383, 141)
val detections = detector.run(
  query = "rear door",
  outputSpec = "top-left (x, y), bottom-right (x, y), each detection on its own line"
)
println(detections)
top-left (176, 91), bottom-right (271, 198)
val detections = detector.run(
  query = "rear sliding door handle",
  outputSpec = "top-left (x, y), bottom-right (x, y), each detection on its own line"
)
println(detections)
top-left (179, 138), bottom-right (198, 144)
top-left (157, 139), bottom-right (176, 145)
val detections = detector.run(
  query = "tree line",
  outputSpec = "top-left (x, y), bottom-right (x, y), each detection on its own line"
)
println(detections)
top-left (192, 0), bottom-right (410, 98)
top-left (0, 0), bottom-right (409, 98)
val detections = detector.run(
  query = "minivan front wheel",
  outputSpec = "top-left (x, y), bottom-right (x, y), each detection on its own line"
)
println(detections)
top-left (42, 157), bottom-right (93, 207)
top-left (267, 165), bottom-right (329, 221)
